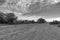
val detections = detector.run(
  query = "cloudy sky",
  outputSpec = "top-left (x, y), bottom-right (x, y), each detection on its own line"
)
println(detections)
top-left (19, 1), bottom-right (60, 22)
top-left (0, 0), bottom-right (60, 22)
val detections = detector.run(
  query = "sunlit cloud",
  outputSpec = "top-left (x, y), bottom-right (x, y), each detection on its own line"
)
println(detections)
top-left (46, 17), bottom-right (60, 22)
top-left (16, 15), bottom-right (41, 21)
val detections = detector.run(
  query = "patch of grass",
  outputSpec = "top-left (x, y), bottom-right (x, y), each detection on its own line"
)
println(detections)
top-left (0, 23), bottom-right (60, 40)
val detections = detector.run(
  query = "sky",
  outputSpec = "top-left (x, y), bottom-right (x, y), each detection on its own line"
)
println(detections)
top-left (0, 0), bottom-right (60, 22)
top-left (19, 1), bottom-right (60, 22)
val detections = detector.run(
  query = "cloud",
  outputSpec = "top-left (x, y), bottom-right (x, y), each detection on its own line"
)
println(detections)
top-left (1, 0), bottom-right (60, 22)
top-left (46, 17), bottom-right (60, 22)
top-left (22, 2), bottom-right (60, 18)
top-left (16, 15), bottom-right (41, 21)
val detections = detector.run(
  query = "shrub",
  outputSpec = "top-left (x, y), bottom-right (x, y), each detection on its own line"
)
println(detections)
top-left (23, 20), bottom-right (29, 24)
top-left (37, 18), bottom-right (46, 23)
top-left (14, 20), bottom-right (24, 24)
top-left (14, 20), bottom-right (35, 24)
top-left (28, 20), bottom-right (35, 23)
top-left (49, 20), bottom-right (59, 25)
top-left (23, 20), bottom-right (36, 24)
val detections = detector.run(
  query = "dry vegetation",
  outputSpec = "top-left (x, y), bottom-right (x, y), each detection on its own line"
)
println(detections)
top-left (0, 23), bottom-right (59, 40)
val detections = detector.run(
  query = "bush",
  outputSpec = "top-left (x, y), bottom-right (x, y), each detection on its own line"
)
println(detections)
top-left (14, 20), bottom-right (35, 24)
top-left (23, 20), bottom-right (35, 24)
top-left (37, 18), bottom-right (46, 23)
top-left (14, 20), bottom-right (24, 24)
top-left (28, 20), bottom-right (35, 23)
top-left (49, 20), bottom-right (60, 25)
top-left (23, 20), bottom-right (29, 24)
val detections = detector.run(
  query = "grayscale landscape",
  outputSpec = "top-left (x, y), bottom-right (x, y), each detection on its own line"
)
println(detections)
top-left (0, 0), bottom-right (60, 40)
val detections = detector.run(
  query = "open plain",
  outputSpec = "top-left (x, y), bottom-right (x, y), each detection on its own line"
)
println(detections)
top-left (0, 23), bottom-right (60, 40)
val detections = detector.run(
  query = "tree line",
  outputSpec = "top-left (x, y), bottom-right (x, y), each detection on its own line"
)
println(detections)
top-left (1, 12), bottom-right (60, 25)
top-left (0, 12), bottom-right (47, 24)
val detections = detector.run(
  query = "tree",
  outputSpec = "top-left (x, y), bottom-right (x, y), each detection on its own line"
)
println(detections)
top-left (23, 20), bottom-right (29, 24)
top-left (14, 20), bottom-right (35, 24)
top-left (37, 18), bottom-right (46, 23)
top-left (28, 20), bottom-right (35, 23)
top-left (5, 13), bottom-right (17, 24)
top-left (0, 12), bottom-right (7, 23)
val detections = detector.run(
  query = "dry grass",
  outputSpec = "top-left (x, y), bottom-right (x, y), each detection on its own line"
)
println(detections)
top-left (0, 23), bottom-right (60, 40)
